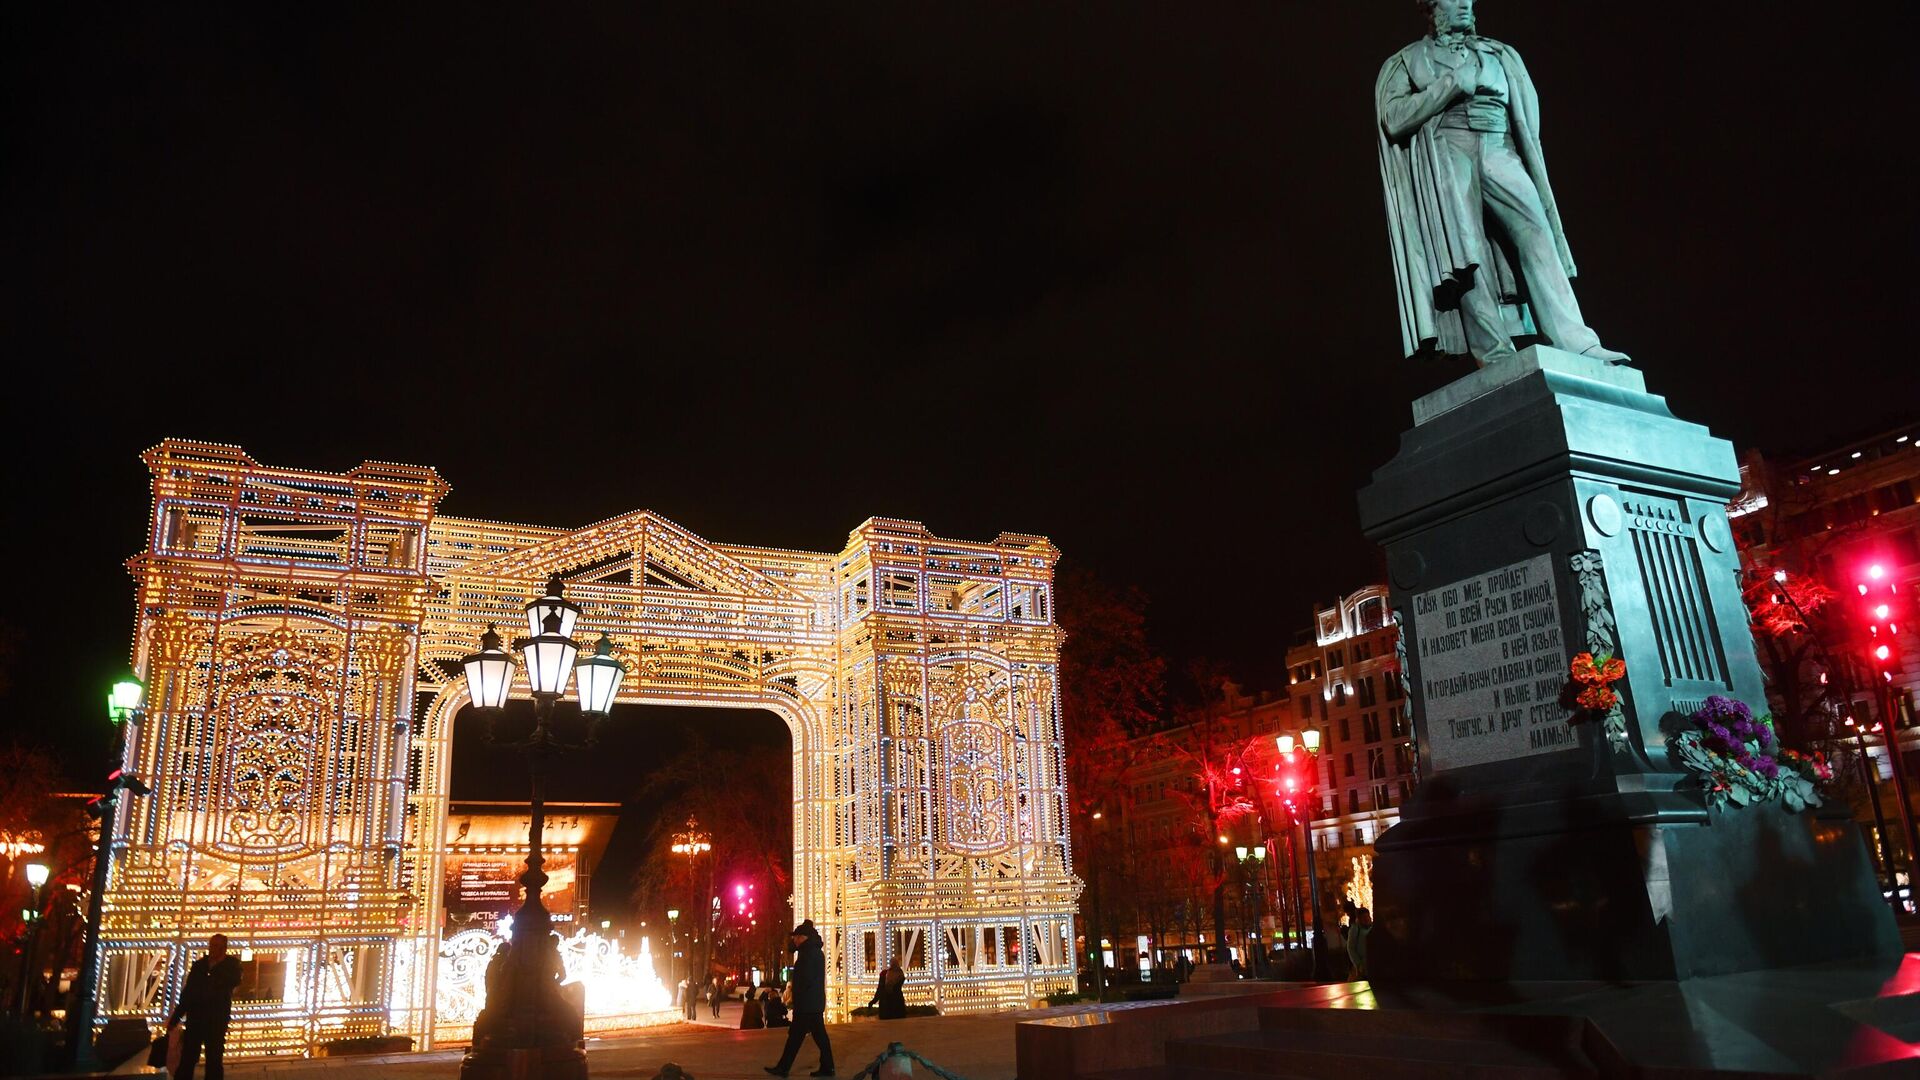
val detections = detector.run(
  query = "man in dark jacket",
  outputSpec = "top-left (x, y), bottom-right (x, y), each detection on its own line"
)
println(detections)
top-left (167, 934), bottom-right (243, 1080)
top-left (765, 919), bottom-right (833, 1077)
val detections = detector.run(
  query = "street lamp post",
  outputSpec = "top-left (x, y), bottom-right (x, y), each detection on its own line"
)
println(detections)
top-left (671, 819), bottom-right (713, 1010)
top-left (666, 909), bottom-right (683, 1018)
top-left (1275, 730), bottom-right (1329, 981)
top-left (459, 576), bottom-right (625, 1080)
top-left (1234, 844), bottom-right (1268, 976)
top-left (14, 861), bottom-right (49, 1019)
top-left (65, 676), bottom-right (151, 1070)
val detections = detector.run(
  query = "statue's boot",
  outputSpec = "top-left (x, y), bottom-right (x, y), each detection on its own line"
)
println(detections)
top-left (1580, 343), bottom-right (1633, 366)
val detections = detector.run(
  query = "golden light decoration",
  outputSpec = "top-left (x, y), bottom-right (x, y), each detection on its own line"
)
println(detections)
top-left (97, 440), bottom-right (1081, 1060)
top-left (1344, 854), bottom-right (1375, 916)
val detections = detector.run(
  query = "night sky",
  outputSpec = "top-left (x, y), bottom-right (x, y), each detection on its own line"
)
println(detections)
top-left (5, 4), bottom-right (1917, 789)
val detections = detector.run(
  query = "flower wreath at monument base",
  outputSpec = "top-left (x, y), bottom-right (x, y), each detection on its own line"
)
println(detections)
top-left (1563, 656), bottom-right (1832, 812)
top-left (1667, 695), bottom-right (1831, 812)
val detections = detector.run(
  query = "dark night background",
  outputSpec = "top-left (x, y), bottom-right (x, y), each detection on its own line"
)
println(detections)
top-left (3, 3), bottom-right (1915, 902)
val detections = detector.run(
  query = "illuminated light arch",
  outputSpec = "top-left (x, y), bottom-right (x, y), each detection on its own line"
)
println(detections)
top-left (101, 439), bottom-right (1079, 1059)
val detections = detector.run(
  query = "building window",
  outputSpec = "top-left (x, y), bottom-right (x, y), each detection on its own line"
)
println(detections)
top-left (1327, 649), bottom-right (1345, 670)
top-left (1347, 789), bottom-right (1360, 814)
top-left (1389, 710), bottom-right (1408, 739)
top-left (1357, 596), bottom-right (1387, 633)
top-left (1362, 713), bottom-right (1382, 743)
top-left (1338, 717), bottom-right (1351, 742)
top-left (1385, 672), bottom-right (1404, 702)
top-left (1343, 753), bottom-right (1355, 778)
top-left (1373, 783), bottom-right (1392, 810)
top-left (1357, 677), bottom-right (1377, 708)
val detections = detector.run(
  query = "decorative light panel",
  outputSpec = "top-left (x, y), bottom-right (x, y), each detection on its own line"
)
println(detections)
top-left (100, 441), bottom-right (1080, 1060)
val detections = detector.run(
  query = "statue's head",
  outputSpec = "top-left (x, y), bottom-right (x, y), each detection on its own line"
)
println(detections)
top-left (1419, 0), bottom-right (1477, 35)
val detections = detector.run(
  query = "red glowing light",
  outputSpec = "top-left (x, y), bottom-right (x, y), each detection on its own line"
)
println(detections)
top-left (1870, 564), bottom-right (1887, 580)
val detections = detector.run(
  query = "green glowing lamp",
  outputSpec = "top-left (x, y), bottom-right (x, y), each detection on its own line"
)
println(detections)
top-left (108, 674), bottom-right (145, 724)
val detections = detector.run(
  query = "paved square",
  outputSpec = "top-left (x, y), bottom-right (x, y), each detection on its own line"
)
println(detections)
top-left (219, 1012), bottom-right (1025, 1080)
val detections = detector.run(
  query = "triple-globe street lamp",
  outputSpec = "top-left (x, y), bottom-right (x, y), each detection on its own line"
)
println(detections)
top-left (457, 575), bottom-right (626, 1080)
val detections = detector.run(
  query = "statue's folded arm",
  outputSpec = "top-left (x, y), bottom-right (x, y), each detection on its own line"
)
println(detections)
top-left (1377, 53), bottom-right (1457, 144)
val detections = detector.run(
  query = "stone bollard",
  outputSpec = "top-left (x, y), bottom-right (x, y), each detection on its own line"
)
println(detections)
top-left (877, 1042), bottom-right (915, 1078)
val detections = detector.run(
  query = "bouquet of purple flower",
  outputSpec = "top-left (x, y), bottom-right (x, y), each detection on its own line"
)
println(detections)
top-left (1694, 696), bottom-right (1778, 778)
top-left (1669, 696), bottom-right (1819, 811)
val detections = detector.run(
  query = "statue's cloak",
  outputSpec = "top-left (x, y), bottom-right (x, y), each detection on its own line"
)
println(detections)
top-left (1376, 38), bottom-right (1575, 360)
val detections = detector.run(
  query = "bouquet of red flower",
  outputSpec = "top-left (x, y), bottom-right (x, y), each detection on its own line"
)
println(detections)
top-left (1775, 747), bottom-right (1834, 783)
top-left (1568, 652), bottom-right (1626, 712)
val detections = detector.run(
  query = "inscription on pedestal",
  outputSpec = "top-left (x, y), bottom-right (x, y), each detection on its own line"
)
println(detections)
top-left (1413, 553), bottom-right (1572, 771)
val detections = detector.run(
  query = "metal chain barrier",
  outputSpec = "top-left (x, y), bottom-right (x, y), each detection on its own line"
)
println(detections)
top-left (847, 1040), bottom-right (971, 1080)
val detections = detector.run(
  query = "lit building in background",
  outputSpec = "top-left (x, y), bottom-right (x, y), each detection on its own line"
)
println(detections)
top-left (1108, 683), bottom-right (1292, 973)
top-left (1731, 422), bottom-right (1920, 862)
top-left (1284, 585), bottom-right (1416, 905)
top-left (1732, 422), bottom-right (1920, 701)
top-left (441, 802), bottom-right (619, 937)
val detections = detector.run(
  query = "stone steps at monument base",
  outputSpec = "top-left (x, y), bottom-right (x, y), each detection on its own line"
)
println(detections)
top-left (1163, 1027), bottom-right (1601, 1079)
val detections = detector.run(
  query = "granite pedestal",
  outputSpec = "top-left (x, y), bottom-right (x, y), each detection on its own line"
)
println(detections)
top-left (1356, 347), bottom-right (1899, 983)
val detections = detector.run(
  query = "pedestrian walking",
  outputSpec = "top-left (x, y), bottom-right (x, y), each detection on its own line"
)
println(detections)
top-left (708, 974), bottom-right (723, 1018)
top-left (166, 933), bottom-right (242, 1080)
top-left (866, 956), bottom-right (906, 1020)
top-left (764, 919), bottom-right (834, 1077)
